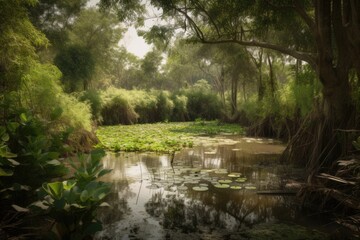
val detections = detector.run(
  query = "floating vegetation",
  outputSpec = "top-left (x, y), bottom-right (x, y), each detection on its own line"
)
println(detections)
top-left (214, 184), bottom-right (230, 189)
top-left (177, 185), bottom-right (188, 191)
top-left (192, 186), bottom-right (209, 191)
top-left (230, 186), bottom-right (242, 190)
top-left (218, 179), bottom-right (232, 184)
top-left (96, 122), bottom-right (244, 152)
top-left (245, 186), bottom-right (257, 190)
top-left (199, 183), bottom-right (209, 187)
top-left (235, 177), bottom-right (248, 183)
top-left (228, 173), bottom-right (241, 178)
top-left (214, 169), bottom-right (228, 174)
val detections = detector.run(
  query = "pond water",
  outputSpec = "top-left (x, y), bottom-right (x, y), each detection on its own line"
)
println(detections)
top-left (95, 136), bottom-right (335, 240)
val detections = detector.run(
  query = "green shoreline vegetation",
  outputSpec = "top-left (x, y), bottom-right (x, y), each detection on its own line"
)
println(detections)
top-left (96, 121), bottom-right (244, 152)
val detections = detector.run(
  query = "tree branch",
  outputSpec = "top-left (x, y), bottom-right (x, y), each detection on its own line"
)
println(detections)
top-left (199, 38), bottom-right (316, 69)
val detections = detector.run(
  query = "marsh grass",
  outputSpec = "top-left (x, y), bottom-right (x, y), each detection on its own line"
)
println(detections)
top-left (96, 121), bottom-right (244, 152)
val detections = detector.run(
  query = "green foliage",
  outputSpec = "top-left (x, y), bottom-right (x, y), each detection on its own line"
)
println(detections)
top-left (155, 91), bottom-right (174, 122)
top-left (0, 126), bottom-right (18, 177)
top-left (0, 0), bottom-right (49, 92)
top-left (54, 45), bottom-right (95, 92)
top-left (171, 94), bottom-right (188, 122)
top-left (79, 90), bottom-right (103, 122)
top-left (182, 80), bottom-right (222, 121)
top-left (34, 149), bottom-right (112, 239)
top-left (96, 121), bottom-right (244, 152)
top-left (1, 112), bottom-right (68, 188)
top-left (101, 89), bottom-right (139, 125)
top-left (19, 62), bottom-right (92, 131)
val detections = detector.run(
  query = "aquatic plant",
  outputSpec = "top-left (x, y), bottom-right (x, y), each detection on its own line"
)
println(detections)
top-left (96, 121), bottom-right (244, 153)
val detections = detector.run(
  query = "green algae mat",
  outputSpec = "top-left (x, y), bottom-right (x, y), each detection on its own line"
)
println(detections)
top-left (96, 121), bottom-right (244, 152)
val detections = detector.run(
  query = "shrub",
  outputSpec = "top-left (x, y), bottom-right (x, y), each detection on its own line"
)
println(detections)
top-left (155, 90), bottom-right (174, 122)
top-left (19, 63), bottom-right (92, 132)
top-left (183, 79), bottom-right (222, 120)
top-left (101, 89), bottom-right (138, 125)
top-left (79, 90), bottom-right (103, 122)
top-left (171, 94), bottom-right (188, 121)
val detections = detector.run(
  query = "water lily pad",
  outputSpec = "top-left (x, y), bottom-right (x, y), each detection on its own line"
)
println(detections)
top-left (245, 186), bottom-right (257, 190)
top-left (213, 184), bottom-right (230, 189)
top-left (199, 183), bottom-right (209, 187)
top-left (204, 151), bottom-right (216, 155)
top-left (177, 186), bottom-right (188, 191)
top-left (228, 173), bottom-right (241, 178)
top-left (230, 186), bottom-right (242, 190)
top-left (214, 170), bottom-right (228, 174)
top-left (201, 169), bottom-right (214, 173)
top-left (235, 177), bottom-right (247, 183)
top-left (218, 179), bottom-right (232, 184)
top-left (192, 186), bottom-right (208, 191)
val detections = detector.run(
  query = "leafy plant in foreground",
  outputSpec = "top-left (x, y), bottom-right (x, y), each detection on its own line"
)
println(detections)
top-left (34, 149), bottom-right (112, 240)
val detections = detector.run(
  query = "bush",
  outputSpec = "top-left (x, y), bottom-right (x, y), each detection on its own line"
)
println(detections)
top-left (19, 63), bottom-right (92, 131)
top-left (155, 90), bottom-right (174, 122)
top-left (79, 90), bottom-right (103, 122)
top-left (101, 88), bottom-right (138, 125)
top-left (171, 94), bottom-right (188, 121)
top-left (183, 79), bottom-right (222, 120)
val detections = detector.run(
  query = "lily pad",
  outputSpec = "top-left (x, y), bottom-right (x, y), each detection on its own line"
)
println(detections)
top-left (214, 184), bottom-right (230, 189)
top-left (230, 186), bottom-right (242, 190)
top-left (192, 186), bottom-right (209, 192)
top-left (245, 186), bottom-right (257, 190)
top-left (218, 179), bottom-right (232, 184)
top-left (235, 177), bottom-right (247, 183)
top-left (228, 173), bottom-right (241, 178)
top-left (177, 186), bottom-right (188, 191)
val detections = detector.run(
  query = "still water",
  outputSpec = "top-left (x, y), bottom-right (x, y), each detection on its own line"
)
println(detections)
top-left (95, 136), bottom-right (333, 240)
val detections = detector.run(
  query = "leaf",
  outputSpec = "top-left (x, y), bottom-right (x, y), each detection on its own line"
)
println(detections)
top-left (46, 159), bottom-right (61, 166)
top-left (7, 122), bottom-right (19, 132)
top-left (0, 167), bottom-right (13, 176)
top-left (1, 133), bottom-right (9, 142)
top-left (20, 113), bottom-right (28, 123)
top-left (80, 190), bottom-right (89, 202)
top-left (97, 168), bottom-right (112, 178)
top-left (99, 202), bottom-right (111, 207)
top-left (62, 180), bottom-right (76, 190)
top-left (7, 159), bottom-right (20, 166)
top-left (42, 182), bottom-right (63, 199)
top-left (12, 204), bottom-right (29, 212)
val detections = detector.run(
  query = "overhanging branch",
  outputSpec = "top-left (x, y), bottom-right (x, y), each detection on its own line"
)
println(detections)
top-left (199, 38), bottom-right (316, 69)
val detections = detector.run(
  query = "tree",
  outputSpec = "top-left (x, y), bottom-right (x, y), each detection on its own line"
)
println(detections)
top-left (54, 45), bottom-right (95, 91)
top-left (0, 0), bottom-right (48, 93)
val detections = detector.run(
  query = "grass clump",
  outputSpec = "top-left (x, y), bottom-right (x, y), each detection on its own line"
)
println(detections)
top-left (96, 121), bottom-right (244, 152)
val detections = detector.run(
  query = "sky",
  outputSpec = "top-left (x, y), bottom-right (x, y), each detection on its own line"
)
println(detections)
top-left (87, 0), bottom-right (153, 58)
top-left (118, 27), bottom-right (153, 59)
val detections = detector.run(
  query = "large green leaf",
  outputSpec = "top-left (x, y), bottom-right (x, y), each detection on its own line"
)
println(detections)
top-left (43, 182), bottom-right (64, 200)
top-left (0, 167), bottom-right (13, 176)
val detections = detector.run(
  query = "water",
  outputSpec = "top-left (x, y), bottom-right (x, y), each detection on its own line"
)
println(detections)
top-left (95, 136), bottom-right (334, 240)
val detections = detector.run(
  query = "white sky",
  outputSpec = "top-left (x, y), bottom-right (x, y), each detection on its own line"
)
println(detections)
top-left (119, 27), bottom-right (153, 58)
top-left (87, 0), bottom-right (154, 58)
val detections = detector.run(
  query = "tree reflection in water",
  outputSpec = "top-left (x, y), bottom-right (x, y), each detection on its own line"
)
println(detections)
top-left (95, 137), bottom-right (331, 239)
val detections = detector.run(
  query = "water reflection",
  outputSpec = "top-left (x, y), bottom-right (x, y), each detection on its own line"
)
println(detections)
top-left (95, 137), bottom-right (322, 240)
